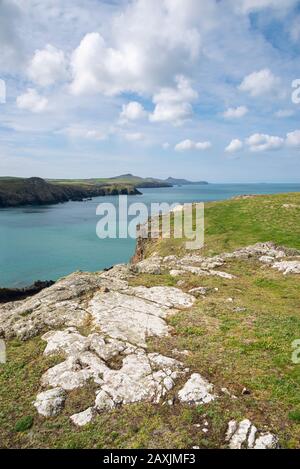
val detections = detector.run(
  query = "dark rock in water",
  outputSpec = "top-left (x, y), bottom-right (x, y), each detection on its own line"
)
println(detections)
top-left (0, 280), bottom-right (55, 303)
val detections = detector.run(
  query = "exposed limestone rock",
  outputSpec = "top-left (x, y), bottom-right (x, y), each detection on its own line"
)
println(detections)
top-left (225, 419), bottom-right (278, 449)
top-left (4, 275), bottom-right (195, 422)
top-left (178, 373), bottom-right (216, 405)
top-left (100, 264), bottom-right (131, 281)
top-left (0, 268), bottom-right (195, 350)
top-left (169, 267), bottom-right (235, 279)
top-left (33, 387), bottom-right (66, 417)
top-left (222, 242), bottom-right (293, 260)
top-left (0, 271), bottom-right (129, 340)
top-left (132, 242), bottom-right (298, 281)
top-left (226, 419), bottom-right (252, 449)
top-left (95, 351), bottom-right (184, 410)
top-left (70, 407), bottom-right (95, 427)
top-left (253, 432), bottom-right (278, 449)
top-left (95, 389), bottom-right (115, 411)
top-left (131, 257), bottom-right (163, 275)
top-left (40, 328), bottom-right (186, 413)
top-left (130, 286), bottom-right (195, 309)
top-left (259, 255), bottom-right (275, 264)
top-left (89, 291), bottom-right (170, 347)
top-left (41, 352), bottom-right (107, 390)
top-left (272, 260), bottom-right (300, 275)
top-left (42, 328), bottom-right (88, 356)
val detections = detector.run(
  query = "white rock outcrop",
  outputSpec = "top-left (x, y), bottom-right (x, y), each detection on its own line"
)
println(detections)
top-left (225, 419), bottom-right (278, 449)
top-left (0, 269), bottom-right (195, 422)
top-left (178, 373), bottom-right (216, 405)
top-left (70, 407), bottom-right (95, 427)
top-left (272, 260), bottom-right (300, 275)
top-left (33, 387), bottom-right (66, 417)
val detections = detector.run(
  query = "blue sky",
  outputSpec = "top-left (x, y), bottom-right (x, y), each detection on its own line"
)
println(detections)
top-left (0, 0), bottom-right (300, 182)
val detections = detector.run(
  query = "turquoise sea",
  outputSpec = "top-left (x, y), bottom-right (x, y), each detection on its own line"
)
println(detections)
top-left (0, 183), bottom-right (299, 288)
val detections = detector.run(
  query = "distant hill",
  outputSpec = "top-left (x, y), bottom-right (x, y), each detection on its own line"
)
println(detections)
top-left (164, 177), bottom-right (208, 186)
top-left (93, 174), bottom-right (172, 188)
top-left (50, 174), bottom-right (209, 188)
top-left (0, 177), bottom-right (140, 208)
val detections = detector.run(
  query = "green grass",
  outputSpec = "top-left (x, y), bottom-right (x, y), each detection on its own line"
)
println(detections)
top-left (0, 192), bottom-right (300, 448)
top-left (144, 192), bottom-right (300, 258)
top-left (15, 416), bottom-right (34, 432)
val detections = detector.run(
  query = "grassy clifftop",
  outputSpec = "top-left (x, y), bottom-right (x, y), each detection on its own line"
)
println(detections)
top-left (142, 192), bottom-right (300, 258)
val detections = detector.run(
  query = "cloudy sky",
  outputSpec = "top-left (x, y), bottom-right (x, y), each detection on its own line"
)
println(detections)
top-left (0, 0), bottom-right (300, 182)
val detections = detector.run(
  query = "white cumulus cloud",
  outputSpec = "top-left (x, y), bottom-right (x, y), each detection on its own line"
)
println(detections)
top-left (16, 88), bottom-right (48, 113)
top-left (28, 44), bottom-right (68, 86)
top-left (286, 130), bottom-right (300, 148)
top-left (225, 139), bottom-right (243, 153)
top-left (175, 139), bottom-right (211, 152)
top-left (223, 106), bottom-right (248, 119)
top-left (120, 102), bottom-right (146, 122)
top-left (239, 69), bottom-right (279, 97)
top-left (149, 75), bottom-right (198, 125)
top-left (246, 133), bottom-right (284, 152)
top-left (69, 0), bottom-right (204, 97)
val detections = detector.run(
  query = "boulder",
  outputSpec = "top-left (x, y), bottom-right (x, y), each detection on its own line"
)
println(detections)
top-left (33, 387), bottom-right (66, 417)
top-left (178, 373), bottom-right (216, 405)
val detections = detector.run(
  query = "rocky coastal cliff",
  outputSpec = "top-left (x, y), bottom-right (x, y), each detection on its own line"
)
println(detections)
top-left (0, 192), bottom-right (300, 449)
top-left (0, 177), bottom-right (141, 208)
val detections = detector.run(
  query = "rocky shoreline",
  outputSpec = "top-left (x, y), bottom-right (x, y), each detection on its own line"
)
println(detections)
top-left (0, 280), bottom-right (55, 304)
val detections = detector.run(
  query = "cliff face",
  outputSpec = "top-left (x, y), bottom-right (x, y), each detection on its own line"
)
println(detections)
top-left (0, 177), bottom-right (140, 208)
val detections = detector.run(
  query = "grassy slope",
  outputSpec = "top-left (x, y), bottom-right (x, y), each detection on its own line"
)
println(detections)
top-left (0, 192), bottom-right (300, 448)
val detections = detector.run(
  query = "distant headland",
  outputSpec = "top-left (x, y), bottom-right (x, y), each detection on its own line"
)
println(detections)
top-left (0, 175), bottom-right (209, 208)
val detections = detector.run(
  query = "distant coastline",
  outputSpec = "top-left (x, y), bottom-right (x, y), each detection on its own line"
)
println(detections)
top-left (0, 174), bottom-right (209, 208)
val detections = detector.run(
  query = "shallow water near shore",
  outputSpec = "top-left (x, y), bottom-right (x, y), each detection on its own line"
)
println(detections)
top-left (0, 183), bottom-right (299, 288)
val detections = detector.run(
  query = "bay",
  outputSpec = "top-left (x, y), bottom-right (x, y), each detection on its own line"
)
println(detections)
top-left (0, 183), bottom-right (299, 288)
